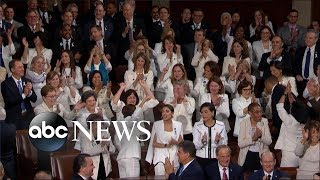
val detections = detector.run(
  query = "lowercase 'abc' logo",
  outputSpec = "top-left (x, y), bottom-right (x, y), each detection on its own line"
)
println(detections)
top-left (29, 112), bottom-right (68, 152)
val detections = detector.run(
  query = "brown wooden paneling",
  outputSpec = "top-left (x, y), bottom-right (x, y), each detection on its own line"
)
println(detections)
top-left (312, 0), bottom-right (320, 21)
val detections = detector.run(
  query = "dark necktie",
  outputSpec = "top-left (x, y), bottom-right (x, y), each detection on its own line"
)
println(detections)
top-left (98, 21), bottom-right (102, 28)
top-left (304, 48), bottom-right (311, 78)
top-left (222, 167), bottom-right (228, 180)
top-left (0, 48), bottom-right (4, 67)
top-left (66, 40), bottom-right (70, 50)
top-left (127, 21), bottom-right (134, 44)
top-left (17, 80), bottom-right (26, 111)
top-left (267, 174), bottom-right (271, 180)
top-left (177, 166), bottom-right (184, 176)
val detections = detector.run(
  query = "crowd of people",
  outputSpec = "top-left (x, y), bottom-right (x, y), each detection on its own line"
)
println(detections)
top-left (0, 0), bottom-right (319, 179)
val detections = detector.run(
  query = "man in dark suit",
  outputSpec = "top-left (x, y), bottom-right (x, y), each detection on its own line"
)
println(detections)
top-left (72, 153), bottom-right (94, 180)
top-left (306, 78), bottom-right (320, 120)
top-left (0, 6), bottom-right (12, 33)
top-left (164, 141), bottom-right (204, 180)
top-left (182, 29), bottom-right (206, 80)
top-left (38, 0), bottom-right (59, 34)
top-left (114, 2), bottom-right (146, 65)
top-left (0, 107), bottom-right (16, 179)
top-left (249, 151), bottom-right (288, 180)
top-left (181, 8), bottom-right (211, 44)
top-left (294, 30), bottom-right (320, 95)
top-left (205, 145), bottom-right (243, 180)
top-left (1, 59), bottom-right (37, 130)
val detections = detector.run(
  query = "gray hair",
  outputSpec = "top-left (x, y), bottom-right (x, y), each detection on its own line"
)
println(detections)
top-left (307, 29), bottom-right (319, 39)
top-left (216, 145), bottom-right (231, 156)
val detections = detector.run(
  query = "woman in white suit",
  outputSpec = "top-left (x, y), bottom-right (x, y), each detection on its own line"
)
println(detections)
top-left (163, 80), bottom-right (195, 140)
top-left (0, 26), bottom-right (16, 77)
top-left (252, 26), bottom-right (273, 78)
top-left (270, 61), bottom-right (298, 96)
top-left (193, 102), bottom-right (228, 170)
top-left (124, 52), bottom-right (154, 100)
top-left (199, 76), bottom-right (230, 133)
top-left (156, 35), bottom-right (183, 82)
top-left (232, 80), bottom-right (256, 137)
top-left (146, 104), bottom-right (183, 176)
top-left (191, 39), bottom-right (219, 78)
top-left (238, 102), bottom-right (272, 173)
top-left (79, 113), bottom-right (116, 180)
top-left (275, 86), bottom-right (307, 167)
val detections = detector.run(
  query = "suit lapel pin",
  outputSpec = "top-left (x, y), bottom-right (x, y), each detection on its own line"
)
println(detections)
top-left (191, 25), bottom-right (195, 30)
top-left (315, 52), bottom-right (318, 58)
top-left (59, 42), bottom-right (63, 47)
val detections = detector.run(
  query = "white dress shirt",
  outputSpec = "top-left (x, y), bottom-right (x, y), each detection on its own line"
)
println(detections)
top-left (302, 44), bottom-right (316, 79)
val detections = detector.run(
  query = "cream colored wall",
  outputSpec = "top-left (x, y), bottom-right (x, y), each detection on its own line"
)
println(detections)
top-left (292, 0), bottom-right (312, 27)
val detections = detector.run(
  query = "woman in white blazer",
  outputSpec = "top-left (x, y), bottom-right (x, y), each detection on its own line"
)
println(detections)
top-left (191, 39), bottom-right (219, 78)
top-left (199, 76), bottom-right (230, 132)
top-left (0, 27), bottom-right (16, 77)
top-left (222, 38), bottom-right (251, 76)
top-left (124, 52), bottom-right (154, 100)
top-left (34, 84), bottom-right (82, 120)
top-left (111, 81), bottom-right (159, 122)
top-left (270, 61), bottom-right (298, 96)
top-left (54, 50), bottom-right (83, 89)
top-left (46, 71), bottom-right (81, 126)
top-left (79, 113), bottom-right (116, 180)
top-left (249, 10), bottom-right (275, 38)
top-left (25, 55), bottom-right (51, 107)
top-left (193, 102), bottom-right (228, 170)
top-left (145, 104), bottom-right (183, 176)
top-left (275, 90), bottom-right (307, 167)
top-left (83, 71), bottom-right (114, 119)
top-left (163, 80), bottom-right (195, 140)
top-left (232, 80), bottom-right (256, 137)
top-left (21, 32), bottom-right (52, 69)
top-left (238, 102), bottom-right (272, 172)
top-left (157, 63), bottom-right (193, 100)
top-left (156, 35), bottom-right (183, 82)
top-left (252, 26), bottom-right (273, 78)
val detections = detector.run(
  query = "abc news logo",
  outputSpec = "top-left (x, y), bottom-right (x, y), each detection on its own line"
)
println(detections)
top-left (28, 112), bottom-right (150, 152)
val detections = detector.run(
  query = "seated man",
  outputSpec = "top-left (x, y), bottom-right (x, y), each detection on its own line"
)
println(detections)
top-left (205, 145), bottom-right (243, 180)
top-left (164, 140), bottom-right (204, 180)
top-left (72, 153), bottom-right (95, 180)
top-left (248, 151), bottom-right (288, 180)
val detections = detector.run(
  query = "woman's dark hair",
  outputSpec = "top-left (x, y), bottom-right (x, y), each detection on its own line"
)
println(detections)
top-left (237, 80), bottom-right (253, 95)
top-left (258, 25), bottom-right (274, 40)
top-left (88, 70), bottom-right (102, 88)
top-left (33, 31), bottom-right (48, 47)
top-left (200, 102), bottom-right (216, 119)
top-left (161, 35), bottom-right (177, 54)
top-left (81, 90), bottom-right (97, 102)
top-left (73, 153), bottom-right (90, 173)
top-left (46, 71), bottom-right (60, 83)
top-left (60, 50), bottom-right (76, 75)
top-left (122, 104), bottom-right (136, 118)
top-left (269, 61), bottom-right (291, 76)
top-left (86, 113), bottom-right (104, 128)
top-left (40, 84), bottom-right (55, 97)
top-left (204, 61), bottom-right (221, 77)
top-left (251, 9), bottom-right (266, 28)
top-left (234, 24), bottom-right (247, 39)
top-left (290, 101), bottom-right (309, 124)
top-left (121, 89), bottom-right (139, 105)
top-left (206, 76), bottom-right (224, 94)
top-left (170, 63), bottom-right (188, 82)
top-left (163, 104), bottom-right (174, 113)
top-left (229, 38), bottom-right (249, 59)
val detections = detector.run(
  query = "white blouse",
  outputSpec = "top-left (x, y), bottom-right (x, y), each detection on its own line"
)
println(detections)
top-left (124, 70), bottom-right (154, 100)
top-left (156, 52), bottom-right (183, 81)
top-left (191, 50), bottom-right (219, 78)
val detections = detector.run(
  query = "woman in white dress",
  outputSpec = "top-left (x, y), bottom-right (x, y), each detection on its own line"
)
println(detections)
top-left (252, 26), bottom-right (273, 78)
top-left (222, 38), bottom-right (251, 76)
top-left (46, 71), bottom-right (81, 126)
top-left (21, 32), bottom-right (52, 69)
top-left (0, 26), bottom-right (16, 77)
top-left (54, 50), bottom-right (83, 89)
top-left (83, 71), bottom-right (114, 119)
top-left (79, 113), bottom-right (115, 180)
top-left (232, 80), bottom-right (257, 137)
top-left (270, 61), bottom-right (298, 97)
top-left (191, 39), bottom-right (219, 78)
top-left (154, 28), bottom-right (177, 57)
top-left (295, 120), bottom-right (320, 179)
top-left (157, 63), bottom-right (193, 100)
top-left (193, 102), bottom-right (228, 170)
top-left (249, 10), bottom-right (274, 38)
top-left (199, 76), bottom-right (230, 133)
top-left (156, 35), bottom-right (183, 82)
top-left (146, 104), bottom-right (183, 176)
top-left (25, 55), bottom-right (51, 107)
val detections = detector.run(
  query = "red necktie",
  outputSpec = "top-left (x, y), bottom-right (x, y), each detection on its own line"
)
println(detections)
top-left (222, 167), bottom-right (228, 180)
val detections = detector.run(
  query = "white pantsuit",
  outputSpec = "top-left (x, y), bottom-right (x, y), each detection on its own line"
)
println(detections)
top-left (34, 102), bottom-right (76, 121)
top-left (2, 43), bottom-right (16, 77)
top-left (156, 52), bottom-right (183, 82)
top-left (232, 96), bottom-right (253, 137)
top-left (222, 57), bottom-right (251, 77)
top-left (157, 79), bottom-right (193, 99)
top-left (191, 50), bottom-right (218, 78)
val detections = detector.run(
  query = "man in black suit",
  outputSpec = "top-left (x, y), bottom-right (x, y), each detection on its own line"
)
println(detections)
top-left (294, 30), bottom-right (320, 95)
top-left (205, 145), bottom-right (243, 180)
top-left (51, 24), bottom-right (82, 67)
top-left (72, 153), bottom-right (95, 180)
top-left (249, 151), bottom-right (288, 180)
top-left (182, 29), bottom-right (206, 80)
top-left (0, 107), bottom-right (16, 179)
top-left (0, 6), bottom-right (12, 32)
top-left (38, 0), bottom-right (59, 34)
top-left (165, 140), bottom-right (204, 180)
top-left (181, 8), bottom-right (211, 44)
top-left (114, 1), bottom-right (146, 65)
top-left (1, 59), bottom-right (37, 130)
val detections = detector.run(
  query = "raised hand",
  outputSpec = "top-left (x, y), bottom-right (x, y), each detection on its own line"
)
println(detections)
top-left (119, 82), bottom-right (126, 89)
top-left (22, 37), bottom-right (29, 47)
top-left (215, 131), bottom-right (222, 143)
